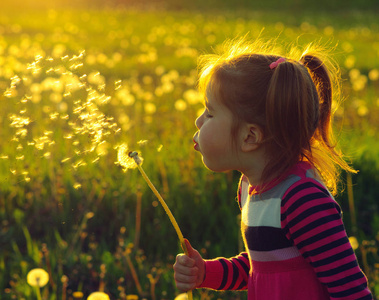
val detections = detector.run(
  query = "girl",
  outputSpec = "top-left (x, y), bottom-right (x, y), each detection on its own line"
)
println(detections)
top-left (173, 38), bottom-right (373, 300)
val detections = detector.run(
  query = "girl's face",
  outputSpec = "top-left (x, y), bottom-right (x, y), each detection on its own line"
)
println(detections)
top-left (193, 89), bottom-right (238, 172)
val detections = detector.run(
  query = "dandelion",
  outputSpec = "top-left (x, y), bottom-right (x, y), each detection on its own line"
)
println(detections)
top-left (120, 148), bottom-right (193, 300)
top-left (73, 291), bottom-right (84, 299)
top-left (86, 212), bottom-right (95, 219)
top-left (117, 144), bottom-right (141, 170)
top-left (87, 292), bottom-right (110, 300)
top-left (175, 99), bottom-right (187, 111)
top-left (27, 268), bottom-right (49, 300)
top-left (344, 55), bottom-right (356, 69)
top-left (368, 69), bottom-right (379, 81)
top-left (27, 268), bottom-right (49, 287)
top-left (349, 237), bottom-right (359, 250)
top-left (175, 293), bottom-right (189, 300)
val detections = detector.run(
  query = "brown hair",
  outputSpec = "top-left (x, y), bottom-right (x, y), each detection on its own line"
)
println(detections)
top-left (198, 38), bottom-right (356, 194)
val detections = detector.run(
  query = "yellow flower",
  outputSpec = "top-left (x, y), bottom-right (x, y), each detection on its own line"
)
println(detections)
top-left (174, 99), bottom-right (187, 111)
top-left (73, 291), bottom-right (84, 299)
top-left (349, 236), bottom-right (359, 250)
top-left (175, 293), bottom-right (188, 300)
top-left (126, 295), bottom-right (139, 300)
top-left (87, 292), bottom-right (110, 300)
top-left (27, 268), bottom-right (49, 287)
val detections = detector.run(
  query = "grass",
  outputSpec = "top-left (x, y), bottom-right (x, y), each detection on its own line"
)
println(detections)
top-left (0, 3), bottom-right (378, 299)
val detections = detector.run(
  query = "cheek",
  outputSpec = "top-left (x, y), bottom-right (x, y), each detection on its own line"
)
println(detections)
top-left (199, 125), bottom-right (228, 154)
top-left (198, 126), bottom-right (214, 149)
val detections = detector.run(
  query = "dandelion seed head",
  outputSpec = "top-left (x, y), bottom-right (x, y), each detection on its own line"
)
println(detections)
top-left (174, 293), bottom-right (189, 300)
top-left (87, 292), bottom-right (110, 300)
top-left (117, 144), bottom-right (142, 170)
top-left (27, 268), bottom-right (49, 287)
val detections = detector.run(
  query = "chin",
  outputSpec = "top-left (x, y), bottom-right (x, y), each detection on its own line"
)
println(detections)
top-left (202, 158), bottom-right (230, 173)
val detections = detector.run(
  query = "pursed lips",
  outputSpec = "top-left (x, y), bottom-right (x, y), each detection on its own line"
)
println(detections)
top-left (193, 132), bottom-right (199, 151)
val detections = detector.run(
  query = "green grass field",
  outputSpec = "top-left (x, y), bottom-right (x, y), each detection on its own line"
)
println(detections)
top-left (0, 2), bottom-right (378, 299)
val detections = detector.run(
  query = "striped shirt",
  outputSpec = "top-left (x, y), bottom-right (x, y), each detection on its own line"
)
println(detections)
top-left (199, 162), bottom-right (372, 299)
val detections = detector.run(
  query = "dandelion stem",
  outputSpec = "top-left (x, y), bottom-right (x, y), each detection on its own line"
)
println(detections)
top-left (130, 153), bottom-right (193, 300)
top-left (35, 286), bottom-right (42, 300)
top-left (124, 249), bottom-right (143, 296)
top-left (347, 172), bottom-right (357, 236)
top-left (137, 163), bottom-right (184, 241)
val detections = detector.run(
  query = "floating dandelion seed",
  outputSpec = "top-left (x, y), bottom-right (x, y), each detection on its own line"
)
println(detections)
top-left (121, 148), bottom-right (193, 300)
top-left (137, 139), bottom-right (148, 146)
top-left (27, 268), bottom-right (49, 287)
top-left (73, 183), bottom-right (82, 189)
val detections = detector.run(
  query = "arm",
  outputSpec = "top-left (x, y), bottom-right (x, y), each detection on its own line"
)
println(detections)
top-left (199, 174), bottom-right (250, 291)
top-left (174, 240), bottom-right (250, 291)
top-left (199, 252), bottom-right (250, 291)
top-left (281, 179), bottom-right (373, 300)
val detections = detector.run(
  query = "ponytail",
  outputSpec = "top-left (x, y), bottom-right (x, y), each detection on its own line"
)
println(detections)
top-left (300, 55), bottom-right (332, 147)
top-left (264, 53), bottom-right (355, 194)
top-left (299, 54), bottom-right (357, 194)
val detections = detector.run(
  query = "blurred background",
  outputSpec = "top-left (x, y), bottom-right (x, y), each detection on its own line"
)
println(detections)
top-left (0, 0), bottom-right (378, 299)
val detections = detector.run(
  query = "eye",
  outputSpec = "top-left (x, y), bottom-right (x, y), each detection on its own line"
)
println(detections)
top-left (204, 109), bottom-right (213, 118)
top-left (205, 112), bottom-right (213, 118)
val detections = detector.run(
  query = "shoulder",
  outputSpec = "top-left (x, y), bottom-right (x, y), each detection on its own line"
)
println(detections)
top-left (280, 175), bottom-right (342, 233)
top-left (281, 162), bottom-right (342, 221)
top-left (282, 176), bottom-right (339, 208)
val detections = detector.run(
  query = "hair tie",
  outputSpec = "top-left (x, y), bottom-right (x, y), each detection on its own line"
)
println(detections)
top-left (269, 57), bottom-right (286, 69)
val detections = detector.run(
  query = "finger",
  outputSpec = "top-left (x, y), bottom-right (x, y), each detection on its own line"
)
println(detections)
top-left (174, 272), bottom-right (197, 283)
top-left (175, 254), bottom-right (195, 267)
top-left (174, 264), bottom-right (198, 276)
top-left (175, 280), bottom-right (197, 292)
top-left (182, 238), bottom-right (194, 256)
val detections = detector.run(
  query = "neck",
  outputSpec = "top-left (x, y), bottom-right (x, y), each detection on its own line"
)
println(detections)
top-left (238, 149), bottom-right (267, 188)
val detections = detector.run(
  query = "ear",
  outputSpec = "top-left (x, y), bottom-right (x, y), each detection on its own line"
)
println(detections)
top-left (240, 124), bottom-right (264, 153)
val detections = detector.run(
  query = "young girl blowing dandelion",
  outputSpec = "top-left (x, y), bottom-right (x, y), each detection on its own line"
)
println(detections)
top-left (173, 38), bottom-right (373, 299)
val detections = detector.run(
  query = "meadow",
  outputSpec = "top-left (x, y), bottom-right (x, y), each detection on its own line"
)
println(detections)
top-left (0, 2), bottom-right (379, 299)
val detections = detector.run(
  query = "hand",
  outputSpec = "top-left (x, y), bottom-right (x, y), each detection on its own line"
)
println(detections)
top-left (174, 239), bottom-right (205, 292)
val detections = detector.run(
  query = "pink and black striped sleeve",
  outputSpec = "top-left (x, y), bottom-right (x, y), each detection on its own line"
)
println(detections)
top-left (198, 252), bottom-right (250, 291)
top-left (281, 179), bottom-right (373, 299)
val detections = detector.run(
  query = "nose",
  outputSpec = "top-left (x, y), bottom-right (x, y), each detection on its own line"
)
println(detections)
top-left (195, 112), bottom-right (204, 129)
